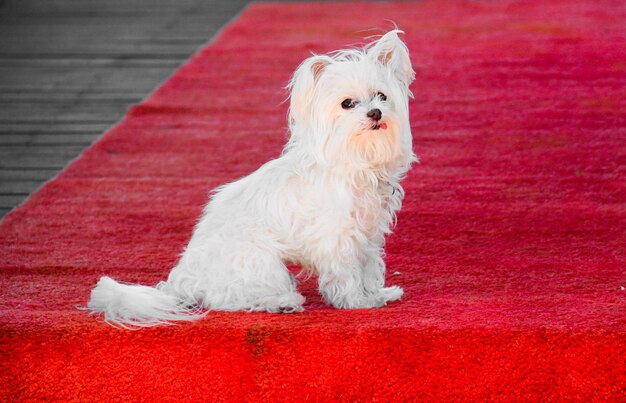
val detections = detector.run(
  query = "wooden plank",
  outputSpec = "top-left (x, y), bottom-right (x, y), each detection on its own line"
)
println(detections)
top-left (0, 103), bottom-right (132, 122)
top-left (0, 181), bottom-right (42, 194)
top-left (0, 118), bottom-right (121, 124)
top-left (0, 21), bottom-right (233, 45)
top-left (0, 88), bottom-right (146, 96)
top-left (0, 169), bottom-right (62, 181)
top-left (0, 133), bottom-right (100, 145)
top-left (0, 195), bottom-right (30, 208)
top-left (0, 48), bottom-right (197, 59)
top-left (0, 145), bottom-right (88, 169)
top-left (0, 115), bottom-right (127, 124)
top-left (0, 13), bottom-right (239, 56)
top-left (0, 65), bottom-right (176, 91)
top-left (0, 58), bottom-right (183, 68)
top-left (0, 123), bottom-right (111, 135)
top-left (0, 0), bottom-right (242, 15)
top-left (0, 93), bottom-right (142, 103)
top-left (0, 0), bottom-right (253, 216)
top-left (0, 16), bottom-right (229, 31)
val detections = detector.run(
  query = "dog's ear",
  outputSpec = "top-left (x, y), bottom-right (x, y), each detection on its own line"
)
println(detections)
top-left (287, 55), bottom-right (332, 124)
top-left (367, 30), bottom-right (415, 88)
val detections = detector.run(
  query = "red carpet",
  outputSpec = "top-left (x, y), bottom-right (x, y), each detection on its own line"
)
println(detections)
top-left (1, 1), bottom-right (624, 400)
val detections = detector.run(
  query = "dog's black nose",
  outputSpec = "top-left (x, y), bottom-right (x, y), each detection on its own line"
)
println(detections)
top-left (367, 108), bottom-right (382, 121)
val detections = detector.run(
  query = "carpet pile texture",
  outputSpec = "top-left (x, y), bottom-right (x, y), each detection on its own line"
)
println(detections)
top-left (1, 0), bottom-right (624, 400)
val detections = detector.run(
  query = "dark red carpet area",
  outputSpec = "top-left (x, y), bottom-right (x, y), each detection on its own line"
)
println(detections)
top-left (1, 0), bottom-right (625, 400)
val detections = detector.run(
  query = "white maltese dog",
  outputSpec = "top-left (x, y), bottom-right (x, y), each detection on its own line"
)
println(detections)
top-left (87, 30), bottom-right (417, 327)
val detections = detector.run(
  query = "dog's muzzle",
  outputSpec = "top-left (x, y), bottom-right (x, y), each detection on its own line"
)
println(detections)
top-left (367, 108), bottom-right (387, 130)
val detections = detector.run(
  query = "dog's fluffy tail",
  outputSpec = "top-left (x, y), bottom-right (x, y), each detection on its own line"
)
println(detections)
top-left (86, 276), bottom-right (205, 328)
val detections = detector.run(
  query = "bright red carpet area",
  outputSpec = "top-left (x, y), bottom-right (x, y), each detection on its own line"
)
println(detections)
top-left (1, 1), bottom-right (624, 400)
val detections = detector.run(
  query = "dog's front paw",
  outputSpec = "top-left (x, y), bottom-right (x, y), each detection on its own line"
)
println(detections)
top-left (327, 287), bottom-right (404, 309)
top-left (378, 286), bottom-right (403, 303)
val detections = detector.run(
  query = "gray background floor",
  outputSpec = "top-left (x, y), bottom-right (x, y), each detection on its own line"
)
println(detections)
top-left (0, 0), bottom-right (257, 219)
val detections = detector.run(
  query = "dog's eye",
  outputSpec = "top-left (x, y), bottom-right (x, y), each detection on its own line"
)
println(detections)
top-left (341, 99), bottom-right (356, 109)
top-left (377, 92), bottom-right (387, 101)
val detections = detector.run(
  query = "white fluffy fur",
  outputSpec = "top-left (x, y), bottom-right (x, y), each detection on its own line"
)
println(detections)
top-left (86, 30), bottom-right (417, 327)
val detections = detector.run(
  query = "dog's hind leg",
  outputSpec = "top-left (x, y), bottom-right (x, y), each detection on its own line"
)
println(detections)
top-left (194, 244), bottom-right (305, 313)
top-left (241, 252), bottom-right (305, 313)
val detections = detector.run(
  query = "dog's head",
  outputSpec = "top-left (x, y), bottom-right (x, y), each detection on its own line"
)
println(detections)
top-left (286, 30), bottom-right (416, 175)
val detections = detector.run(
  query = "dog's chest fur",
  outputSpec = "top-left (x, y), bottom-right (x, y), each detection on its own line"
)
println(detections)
top-left (351, 177), bottom-right (397, 237)
top-left (283, 170), bottom-right (399, 256)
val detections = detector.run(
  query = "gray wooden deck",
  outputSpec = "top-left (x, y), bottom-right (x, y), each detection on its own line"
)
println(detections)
top-left (0, 0), bottom-right (254, 219)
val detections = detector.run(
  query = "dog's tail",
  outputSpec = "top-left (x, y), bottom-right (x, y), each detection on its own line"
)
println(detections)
top-left (85, 276), bottom-right (205, 329)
